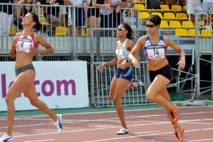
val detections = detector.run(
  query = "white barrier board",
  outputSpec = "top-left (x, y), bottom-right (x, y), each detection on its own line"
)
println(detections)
top-left (0, 61), bottom-right (89, 111)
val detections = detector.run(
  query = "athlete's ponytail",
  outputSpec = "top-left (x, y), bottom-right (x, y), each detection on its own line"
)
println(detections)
top-left (122, 23), bottom-right (136, 40)
top-left (30, 12), bottom-right (42, 32)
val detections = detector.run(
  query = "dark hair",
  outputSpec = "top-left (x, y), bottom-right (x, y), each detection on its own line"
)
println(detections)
top-left (122, 23), bottom-right (136, 40)
top-left (147, 15), bottom-right (161, 26)
top-left (30, 12), bottom-right (42, 32)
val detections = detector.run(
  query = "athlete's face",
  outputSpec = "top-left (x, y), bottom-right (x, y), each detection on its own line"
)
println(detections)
top-left (117, 24), bottom-right (128, 38)
top-left (146, 20), bottom-right (159, 35)
top-left (22, 13), bottom-right (35, 27)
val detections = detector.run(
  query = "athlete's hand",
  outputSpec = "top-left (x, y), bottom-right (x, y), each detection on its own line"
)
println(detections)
top-left (97, 64), bottom-right (105, 71)
top-left (30, 46), bottom-right (39, 54)
top-left (12, 37), bottom-right (19, 47)
top-left (132, 58), bottom-right (139, 68)
top-left (177, 59), bottom-right (185, 70)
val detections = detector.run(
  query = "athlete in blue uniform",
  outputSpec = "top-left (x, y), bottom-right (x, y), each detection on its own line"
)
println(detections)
top-left (97, 23), bottom-right (142, 135)
top-left (129, 15), bottom-right (185, 142)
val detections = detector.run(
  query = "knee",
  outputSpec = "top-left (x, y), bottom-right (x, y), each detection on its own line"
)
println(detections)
top-left (113, 97), bottom-right (120, 105)
top-left (146, 92), bottom-right (155, 102)
top-left (109, 96), bottom-right (113, 101)
top-left (5, 94), bottom-right (14, 105)
top-left (30, 100), bottom-right (39, 108)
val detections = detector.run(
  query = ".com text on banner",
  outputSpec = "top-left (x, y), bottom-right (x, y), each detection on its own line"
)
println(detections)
top-left (0, 61), bottom-right (89, 111)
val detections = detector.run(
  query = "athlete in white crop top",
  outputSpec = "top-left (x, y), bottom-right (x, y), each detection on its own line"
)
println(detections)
top-left (97, 23), bottom-right (142, 135)
top-left (0, 13), bottom-right (62, 142)
top-left (129, 15), bottom-right (185, 142)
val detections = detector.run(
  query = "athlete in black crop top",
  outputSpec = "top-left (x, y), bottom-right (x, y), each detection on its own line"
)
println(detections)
top-left (129, 15), bottom-right (185, 142)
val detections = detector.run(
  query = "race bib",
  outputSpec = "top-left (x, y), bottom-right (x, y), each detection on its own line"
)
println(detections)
top-left (16, 38), bottom-right (32, 53)
top-left (146, 45), bottom-right (165, 60)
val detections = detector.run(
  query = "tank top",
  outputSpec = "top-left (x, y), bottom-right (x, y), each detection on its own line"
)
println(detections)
top-left (16, 32), bottom-right (38, 53)
top-left (116, 38), bottom-right (130, 59)
top-left (144, 34), bottom-right (167, 61)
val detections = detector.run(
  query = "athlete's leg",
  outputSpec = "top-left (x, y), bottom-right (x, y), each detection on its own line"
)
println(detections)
top-left (146, 75), bottom-right (174, 111)
top-left (113, 78), bottom-right (129, 129)
top-left (24, 83), bottom-right (57, 122)
top-left (109, 77), bottom-right (119, 100)
top-left (5, 70), bottom-right (35, 136)
top-left (158, 88), bottom-right (181, 132)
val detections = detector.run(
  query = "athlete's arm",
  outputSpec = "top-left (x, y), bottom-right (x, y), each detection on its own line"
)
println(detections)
top-left (10, 33), bottom-right (20, 59)
top-left (129, 36), bottom-right (145, 68)
top-left (97, 43), bottom-right (118, 71)
top-left (165, 37), bottom-right (185, 70)
top-left (127, 40), bottom-right (140, 62)
top-left (32, 34), bottom-right (54, 54)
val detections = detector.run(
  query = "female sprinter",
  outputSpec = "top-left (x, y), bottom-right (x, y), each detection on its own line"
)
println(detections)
top-left (128, 15), bottom-right (185, 142)
top-left (97, 23), bottom-right (143, 135)
top-left (0, 13), bottom-right (62, 142)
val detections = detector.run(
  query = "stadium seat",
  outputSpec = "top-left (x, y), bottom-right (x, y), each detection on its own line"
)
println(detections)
top-left (160, 5), bottom-right (170, 11)
top-left (182, 21), bottom-right (195, 28)
top-left (169, 21), bottom-right (182, 28)
top-left (151, 12), bottom-right (163, 19)
top-left (160, 20), bottom-right (169, 28)
top-left (187, 29), bottom-right (201, 36)
top-left (138, 0), bottom-right (145, 4)
top-left (40, 8), bottom-right (44, 16)
top-left (9, 26), bottom-right (16, 35)
top-left (55, 26), bottom-right (68, 36)
top-left (201, 29), bottom-right (212, 37)
top-left (139, 12), bottom-right (150, 19)
top-left (175, 29), bottom-right (187, 36)
top-left (171, 5), bottom-right (182, 11)
top-left (83, 28), bottom-right (90, 36)
top-left (176, 13), bottom-right (188, 20)
top-left (40, 17), bottom-right (50, 26)
top-left (183, 5), bottom-right (186, 11)
top-left (134, 4), bottom-right (145, 10)
top-left (163, 12), bottom-right (176, 19)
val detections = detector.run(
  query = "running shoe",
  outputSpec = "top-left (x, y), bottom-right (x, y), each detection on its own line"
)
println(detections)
top-left (170, 104), bottom-right (179, 124)
top-left (131, 79), bottom-right (144, 86)
top-left (0, 133), bottom-right (13, 142)
top-left (175, 126), bottom-right (184, 142)
top-left (117, 127), bottom-right (129, 135)
top-left (54, 114), bottom-right (63, 133)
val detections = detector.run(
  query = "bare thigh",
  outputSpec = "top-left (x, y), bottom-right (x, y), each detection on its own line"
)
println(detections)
top-left (24, 83), bottom-right (39, 103)
top-left (147, 75), bottom-right (170, 96)
top-left (109, 77), bottom-right (119, 100)
top-left (6, 70), bottom-right (35, 101)
top-left (114, 78), bottom-right (130, 100)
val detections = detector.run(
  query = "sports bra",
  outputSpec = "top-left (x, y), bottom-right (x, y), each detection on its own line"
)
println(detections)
top-left (115, 38), bottom-right (130, 59)
top-left (144, 34), bottom-right (167, 61)
top-left (16, 32), bottom-right (38, 53)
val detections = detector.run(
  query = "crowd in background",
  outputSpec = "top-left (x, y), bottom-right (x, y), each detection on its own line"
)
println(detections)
top-left (0, 0), bottom-right (212, 36)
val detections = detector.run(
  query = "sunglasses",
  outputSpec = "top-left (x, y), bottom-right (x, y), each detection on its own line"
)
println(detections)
top-left (117, 28), bottom-right (126, 31)
top-left (146, 24), bottom-right (155, 28)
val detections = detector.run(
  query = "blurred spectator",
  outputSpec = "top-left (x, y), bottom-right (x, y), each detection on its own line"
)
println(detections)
top-left (44, 0), bottom-right (68, 36)
top-left (87, 0), bottom-right (110, 36)
top-left (14, 0), bottom-right (37, 30)
top-left (59, 6), bottom-right (68, 27)
top-left (186, 0), bottom-right (201, 24)
top-left (67, 0), bottom-right (88, 36)
top-left (36, 0), bottom-right (46, 15)
top-left (0, 0), bottom-right (13, 36)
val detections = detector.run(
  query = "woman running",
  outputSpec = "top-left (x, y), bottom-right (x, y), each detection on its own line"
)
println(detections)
top-left (128, 15), bottom-right (185, 142)
top-left (0, 12), bottom-right (63, 142)
top-left (97, 23), bottom-right (143, 135)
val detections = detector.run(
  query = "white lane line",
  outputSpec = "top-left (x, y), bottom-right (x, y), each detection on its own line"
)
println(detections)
top-left (89, 125), bottom-right (115, 128)
top-left (24, 139), bottom-right (55, 142)
top-left (188, 139), bottom-right (213, 142)
top-left (135, 131), bottom-right (160, 134)
top-left (0, 105), bottom-right (212, 119)
top-left (83, 128), bottom-right (213, 142)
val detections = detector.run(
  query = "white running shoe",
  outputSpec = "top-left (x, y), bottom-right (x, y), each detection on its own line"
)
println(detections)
top-left (131, 79), bottom-right (144, 86)
top-left (54, 114), bottom-right (63, 133)
top-left (0, 133), bottom-right (13, 142)
top-left (117, 127), bottom-right (129, 135)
